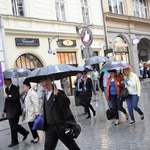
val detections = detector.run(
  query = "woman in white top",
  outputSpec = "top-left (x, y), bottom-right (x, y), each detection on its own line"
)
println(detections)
top-left (123, 67), bottom-right (144, 124)
top-left (22, 80), bottom-right (40, 143)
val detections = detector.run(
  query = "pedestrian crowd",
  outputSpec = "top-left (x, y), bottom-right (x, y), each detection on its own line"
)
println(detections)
top-left (1, 63), bottom-right (144, 150)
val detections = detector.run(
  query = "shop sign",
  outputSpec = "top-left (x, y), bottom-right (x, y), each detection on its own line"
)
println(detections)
top-left (81, 28), bottom-right (93, 46)
top-left (57, 39), bottom-right (76, 47)
top-left (15, 38), bottom-right (40, 46)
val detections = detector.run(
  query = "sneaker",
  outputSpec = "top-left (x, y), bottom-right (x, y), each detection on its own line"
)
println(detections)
top-left (130, 121), bottom-right (135, 125)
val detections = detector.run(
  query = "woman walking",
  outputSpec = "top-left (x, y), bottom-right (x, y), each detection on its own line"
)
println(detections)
top-left (106, 70), bottom-right (128, 125)
top-left (22, 80), bottom-right (40, 143)
top-left (123, 67), bottom-right (144, 124)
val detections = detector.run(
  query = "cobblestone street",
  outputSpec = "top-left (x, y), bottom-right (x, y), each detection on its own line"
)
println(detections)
top-left (0, 82), bottom-right (150, 150)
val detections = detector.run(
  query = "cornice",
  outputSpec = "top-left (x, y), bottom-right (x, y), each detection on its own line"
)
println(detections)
top-left (1, 14), bottom-right (103, 29)
top-left (104, 12), bottom-right (150, 25)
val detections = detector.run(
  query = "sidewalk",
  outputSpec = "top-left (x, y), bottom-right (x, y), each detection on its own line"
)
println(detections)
top-left (0, 80), bottom-right (150, 150)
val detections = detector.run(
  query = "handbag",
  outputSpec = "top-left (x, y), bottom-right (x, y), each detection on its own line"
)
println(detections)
top-left (120, 87), bottom-right (128, 99)
top-left (64, 121), bottom-right (81, 139)
top-left (106, 108), bottom-right (114, 120)
top-left (32, 115), bottom-right (44, 130)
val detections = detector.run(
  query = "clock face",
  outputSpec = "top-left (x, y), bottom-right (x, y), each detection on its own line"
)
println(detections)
top-left (133, 39), bottom-right (139, 44)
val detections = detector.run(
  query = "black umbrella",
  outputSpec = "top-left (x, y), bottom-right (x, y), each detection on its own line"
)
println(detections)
top-left (3, 67), bottom-right (31, 78)
top-left (84, 56), bottom-right (110, 66)
top-left (100, 61), bottom-right (132, 71)
top-left (25, 64), bottom-right (83, 83)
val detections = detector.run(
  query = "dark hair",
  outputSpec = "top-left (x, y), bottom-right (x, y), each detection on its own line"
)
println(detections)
top-left (82, 70), bottom-right (87, 74)
top-left (23, 80), bottom-right (31, 88)
top-left (108, 69), bottom-right (116, 73)
top-left (4, 78), bottom-right (12, 82)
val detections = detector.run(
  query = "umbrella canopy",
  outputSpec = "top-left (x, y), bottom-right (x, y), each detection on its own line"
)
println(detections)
top-left (25, 64), bottom-right (83, 83)
top-left (77, 66), bottom-right (93, 72)
top-left (100, 61), bottom-right (132, 71)
top-left (147, 60), bottom-right (150, 64)
top-left (84, 56), bottom-right (110, 66)
top-left (3, 67), bottom-right (31, 78)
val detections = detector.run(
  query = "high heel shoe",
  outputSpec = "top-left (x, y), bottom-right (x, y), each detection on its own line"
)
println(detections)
top-left (31, 136), bottom-right (39, 143)
top-left (125, 113), bottom-right (129, 120)
top-left (114, 120), bottom-right (120, 126)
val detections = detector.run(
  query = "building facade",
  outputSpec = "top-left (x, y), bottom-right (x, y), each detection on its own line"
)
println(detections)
top-left (0, 0), bottom-right (105, 96)
top-left (102, 0), bottom-right (150, 75)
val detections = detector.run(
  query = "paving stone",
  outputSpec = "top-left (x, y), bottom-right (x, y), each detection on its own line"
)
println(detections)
top-left (0, 86), bottom-right (150, 150)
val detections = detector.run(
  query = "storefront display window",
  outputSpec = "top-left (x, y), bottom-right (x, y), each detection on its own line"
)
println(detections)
top-left (57, 52), bottom-right (77, 96)
top-left (113, 37), bottom-right (129, 62)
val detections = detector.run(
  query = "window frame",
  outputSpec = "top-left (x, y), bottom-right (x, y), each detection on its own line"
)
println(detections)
top-left (133, 0), bottom-right (147, 18)
top-left (81, 0), bottom-right (90, 24)
top-left (11, 0), bottom-right (25, 16)
top-left (108, 0), bottom-right (124, 15)
top-left (55, 0), bottom-right (66, 21)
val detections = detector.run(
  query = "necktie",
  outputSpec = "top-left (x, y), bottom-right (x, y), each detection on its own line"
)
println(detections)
top-left (46, 92), bottom-right (49, 100)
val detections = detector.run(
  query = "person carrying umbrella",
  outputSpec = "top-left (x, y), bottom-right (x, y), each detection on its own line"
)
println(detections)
top-left (40, 77), bottom-right (80, 150)
top-left (105, 70), bottom-right (129, 125)
top-left (79, 71), bottom-right (96, 119)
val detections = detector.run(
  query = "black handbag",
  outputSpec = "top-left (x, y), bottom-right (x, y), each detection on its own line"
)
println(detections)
top-left (64, 121), bottom-right (81, 139)
top-left (60, 97), bottom-right (81, 139)
top-left (106, 108), bottom-right (114, 120)
top-left (120, 87), bottom-right (128, 99)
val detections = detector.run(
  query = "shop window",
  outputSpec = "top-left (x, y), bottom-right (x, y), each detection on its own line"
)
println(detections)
top-left (113, 37), bottom-right (129, 62)
top-left (108, 0), bottom-right (124, 14)
top-left (81, 0), bottom-right (90, 24)
top-left (139, 49), bottom-right (148, 62)
top-left (57, 52), bottom-right (77, 65)
top-left (14, 53), bottom-right (43, 70)
top-left (57, 52), bottom-right (77, 96)
top-left (11, 0), bottom-right (25, 16)
top-left (133, 0), bottom-right (147, 18)
top-left (55, 0), bottom-right (66, 21)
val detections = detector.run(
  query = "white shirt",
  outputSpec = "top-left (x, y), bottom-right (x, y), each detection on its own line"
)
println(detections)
top-left (46, 90), bottom-right (53, 101)
top-left (126, 80), bottom-right (137, 95)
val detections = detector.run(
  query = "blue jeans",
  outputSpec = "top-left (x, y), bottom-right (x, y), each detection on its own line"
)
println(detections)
top-left (104, 87), bottom-right (112, 108)
top-left (126, 94), bottom-right (143, 121)
top-left (110, 95), bottom-right (127, 119)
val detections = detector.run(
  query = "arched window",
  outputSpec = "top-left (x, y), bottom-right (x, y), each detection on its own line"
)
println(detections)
top-left (14, 53), bottom-right (43, 70)
top-left (113, 37), bottom-right (129, 61)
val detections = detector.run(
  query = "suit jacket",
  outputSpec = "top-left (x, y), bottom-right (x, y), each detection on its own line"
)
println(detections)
top-left (3, 84), bottom-right (22, 119)
top-left (43, 90), bottom-right (71, 131)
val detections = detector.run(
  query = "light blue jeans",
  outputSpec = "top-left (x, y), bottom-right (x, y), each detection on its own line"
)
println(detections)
top-left (126, 94), bottom-right (143, 121)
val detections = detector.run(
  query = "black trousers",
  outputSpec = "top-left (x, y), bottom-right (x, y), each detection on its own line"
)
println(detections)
top-left (8, 116), bottom-right (29, 143)
top-left (110, 95), bottom-right (127, 119)
top-left (28, 121), bottom-right (39, 139)
top-left (85, 99), bottom-right (95, 117)
top-left (45, 124), bottom-right (80, 150)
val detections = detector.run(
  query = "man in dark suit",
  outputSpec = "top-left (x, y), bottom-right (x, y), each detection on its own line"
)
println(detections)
top-left (40, 77), bottom-right (80, 150)
top-left (1, 78), bottom-right (29, 147)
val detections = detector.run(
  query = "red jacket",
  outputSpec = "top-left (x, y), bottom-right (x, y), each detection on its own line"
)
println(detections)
top-left (106, 75), bottom-right (124, 100)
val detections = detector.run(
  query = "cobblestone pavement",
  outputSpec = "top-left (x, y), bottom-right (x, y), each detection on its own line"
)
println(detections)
top-left (0, 86), bottom-right (150, 150)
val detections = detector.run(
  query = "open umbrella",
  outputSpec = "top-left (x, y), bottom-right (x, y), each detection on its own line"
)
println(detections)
top-left (100, 61), bottom-right (132, 71)
top-left (25, 64), bottom-right (83, 83)
top-left (84, 56), bottom-right (110, 66)
top-left (3, 67), bottom-right (31, 78)
top-left (76, 66), bottom-right (93, 72)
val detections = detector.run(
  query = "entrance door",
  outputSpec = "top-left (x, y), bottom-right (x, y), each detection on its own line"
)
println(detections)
top-left (57, 52), bottom-right (77, 96)
top-left (139, 49), bottom-right (148, 62)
